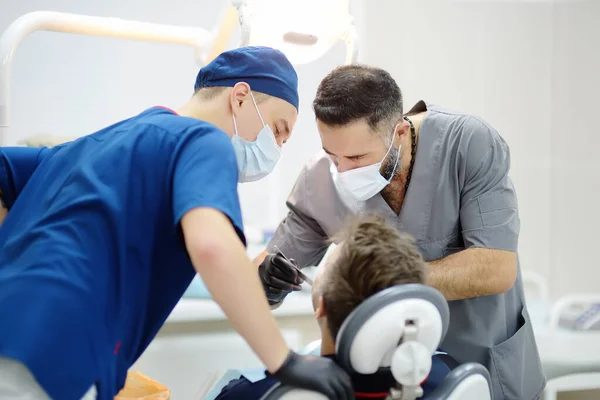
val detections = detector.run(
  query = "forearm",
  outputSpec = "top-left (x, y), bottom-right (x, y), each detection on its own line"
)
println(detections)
top-left (198, 247), bottom-right (289, 371)
top-left (184, 210), bottom-right (289, 373)
top-left (253, 250), bottom-right (269, 268)
top-left (427, 248), bottom-right (517, 301)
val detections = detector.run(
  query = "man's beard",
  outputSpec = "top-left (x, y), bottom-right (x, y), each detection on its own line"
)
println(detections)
top-left (380, 146), bottom-right (401, 181)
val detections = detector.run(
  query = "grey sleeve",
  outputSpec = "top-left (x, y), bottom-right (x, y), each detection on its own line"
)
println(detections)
top-left (459, 118), bottom-right (519, 252)
top-left (266, 165), bottom-right (330, 268)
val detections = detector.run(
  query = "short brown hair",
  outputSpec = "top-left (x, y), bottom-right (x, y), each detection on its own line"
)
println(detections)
top-left (321, 214), bottom-right (427, 340)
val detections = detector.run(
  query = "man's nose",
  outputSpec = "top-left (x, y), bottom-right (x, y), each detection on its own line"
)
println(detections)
top-left (336, 160), bottom-right (353, 173)
top-left (274, 130), bottom-right (290, 147)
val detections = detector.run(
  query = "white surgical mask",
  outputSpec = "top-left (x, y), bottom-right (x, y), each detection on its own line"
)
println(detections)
top-left (331, 125), bottom-right (401, 202)
top-left (231, 93), bottom-right (281, 182)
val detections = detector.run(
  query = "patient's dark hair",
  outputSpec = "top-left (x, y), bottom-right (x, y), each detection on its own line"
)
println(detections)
top-left (313, 65), bottom-right (403, 133)
top-left (322, 214), bottom-right (427, 340)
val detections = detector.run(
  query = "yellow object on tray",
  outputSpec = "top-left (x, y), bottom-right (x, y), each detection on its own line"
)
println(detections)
top-left (114, 371), bottom-right (170, 400)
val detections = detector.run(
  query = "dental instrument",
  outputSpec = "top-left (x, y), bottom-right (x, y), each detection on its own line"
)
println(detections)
top-left (273, 245), bottom-right (313, 286)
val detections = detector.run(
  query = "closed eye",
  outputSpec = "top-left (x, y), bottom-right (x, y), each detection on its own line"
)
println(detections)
top-left (347, 154), bottom-right (366, 161)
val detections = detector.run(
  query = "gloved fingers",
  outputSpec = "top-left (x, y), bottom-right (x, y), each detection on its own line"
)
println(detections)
top-left (265, 275), bottom-right (302, 292)
top-left (338, 371), bottom-right (355, 400)
top-left (271, 353), bottom-right (355, 399)
top-left (332, 382), bottom-right (345, 400)
top-left (287, 259), bottom-right (305, 285)
top-left (269, 264), bottom-right (303, 285)
top-left (271, 253), bottom-right (297, 267)
top-left (327, 365), bottom-right (354, 400)
top-left (270, 263), bottom-right (298, 282)
top-left (268, 262), bottom-right (296, 279)
top-left (270, 266), bottom-right (298, 284)
top-left (345, 380), bottom-right (355, 399)
top-left (265, 284), bottom-right (286, 294)
top-left (271, 253), bottom-right (299, 271)
top-left (265, 283), bottom-right (292, 294)
top-left (306, 381), bottom-right (334, 400)
top-left (322, 386), bottom-right (336, 399)
top-left (266, 291), bottom-right (287, 304)
top-left (322, 371), bottom-right (346, 400)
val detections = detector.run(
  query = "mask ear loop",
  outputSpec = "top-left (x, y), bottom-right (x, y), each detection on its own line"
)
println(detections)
top-left (231, 90), bottom-right (264, 138)
top-left (250, 92), bottom-right (266, 127)
top-left (385, 124), bottom-right (402, 182)
top-left (232, 114), bottom-right (239, 137)
top-left (381, 124), bottom-right (399, 159)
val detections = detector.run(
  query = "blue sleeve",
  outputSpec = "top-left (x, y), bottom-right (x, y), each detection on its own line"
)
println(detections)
top-left (0, 146), bottom-right (48, 208)
top-left (172, 130), bottom-right (245, 243)
top-left (215, 376), bottom-right (278, 400)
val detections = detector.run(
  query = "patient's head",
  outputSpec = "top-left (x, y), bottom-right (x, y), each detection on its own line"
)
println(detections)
top-left (312, 214), bottom-right (427, 354)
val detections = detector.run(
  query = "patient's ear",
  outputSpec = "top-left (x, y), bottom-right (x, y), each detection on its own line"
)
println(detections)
top-left (315, 296), bottom-right (327, 319)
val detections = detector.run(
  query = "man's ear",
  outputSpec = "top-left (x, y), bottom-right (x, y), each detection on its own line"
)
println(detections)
top-left (315, 296), bottom-right (327, 319)
top-left (396, 119), bottom-right (411, 140)
top-left (230, 82), bottom-right (251, 109)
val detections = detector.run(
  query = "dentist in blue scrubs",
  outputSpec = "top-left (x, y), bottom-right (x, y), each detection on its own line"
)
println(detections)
top-left (0, 46), bottom-right (353, 400)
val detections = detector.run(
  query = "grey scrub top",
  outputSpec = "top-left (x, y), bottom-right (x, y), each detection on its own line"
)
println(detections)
top-left (267, 101), bottom-right (545, 400)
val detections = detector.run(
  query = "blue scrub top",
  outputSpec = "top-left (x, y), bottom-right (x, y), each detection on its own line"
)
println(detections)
top-left (0, 107), bottom-right (245, 400)
top-left (0, 146), bottom-right (51, 208)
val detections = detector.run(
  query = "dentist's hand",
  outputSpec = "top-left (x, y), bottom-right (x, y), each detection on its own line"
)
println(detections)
top-left (258, 253), bottom-right (303, 304)
top-left (270, 351), bottom-right (355, 400)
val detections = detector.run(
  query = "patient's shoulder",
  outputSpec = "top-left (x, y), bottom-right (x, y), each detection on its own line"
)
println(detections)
top-left (422, 356), bottom-right (453, 396)
top-left (215, 375), bottom-right (278, 400)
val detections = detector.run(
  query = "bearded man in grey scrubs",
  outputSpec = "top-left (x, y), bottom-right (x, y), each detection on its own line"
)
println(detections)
top-left (255, 65), bottom-right (545, 400)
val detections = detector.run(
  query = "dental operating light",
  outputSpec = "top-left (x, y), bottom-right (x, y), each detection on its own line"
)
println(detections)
top-left (234, 0), bottom-right (359, 65)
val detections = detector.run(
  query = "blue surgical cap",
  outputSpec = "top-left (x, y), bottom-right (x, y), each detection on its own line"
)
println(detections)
top-left (194, 46), bottom-right (299, 111)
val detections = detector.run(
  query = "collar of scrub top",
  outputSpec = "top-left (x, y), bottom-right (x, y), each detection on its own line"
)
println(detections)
top-left (194, 46), bottom-right (300, 111)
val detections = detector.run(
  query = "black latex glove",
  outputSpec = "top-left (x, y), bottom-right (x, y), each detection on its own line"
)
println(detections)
top-left (271, 351), bottom-right (355, 400)
top-left (258, 253), bottom-right (303, 304)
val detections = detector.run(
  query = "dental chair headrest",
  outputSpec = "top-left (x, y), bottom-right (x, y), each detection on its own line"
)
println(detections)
top-left (259, 284), bottom-right (452, 400)
top-left (335, 284), bottom-right (449, 376)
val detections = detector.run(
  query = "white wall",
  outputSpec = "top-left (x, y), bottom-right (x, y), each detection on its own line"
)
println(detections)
top-left (549, 0), bottom-right (600, 298)
top-left (362, 0), bottom-right (599, 298)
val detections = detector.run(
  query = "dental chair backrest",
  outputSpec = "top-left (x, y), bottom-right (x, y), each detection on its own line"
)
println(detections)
top-left (259, 284), bottom-right (491, 400)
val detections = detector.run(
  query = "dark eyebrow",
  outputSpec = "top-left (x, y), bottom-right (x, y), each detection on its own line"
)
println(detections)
top-left (346, 154), bottom-right (367, 159)
top-left (322, 147), bottom-right (366, 159)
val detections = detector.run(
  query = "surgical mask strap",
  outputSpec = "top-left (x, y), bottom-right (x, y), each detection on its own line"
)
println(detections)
top-left (386, 124), bottom-right (401, 182)
top-left (381, 124), bottom-right (400, 160)
top-left (251, 92), bottom-right (279, 149)
top-left (250, 92), bottom-right (266, 127)
top-left (232, 114), bottom-right (239, 136)
top-left (231, 91), bottom-right (265, 137)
